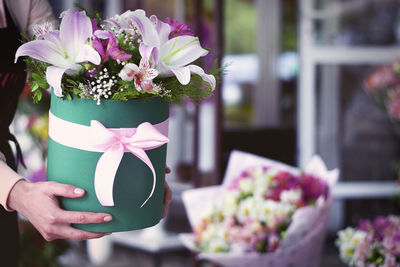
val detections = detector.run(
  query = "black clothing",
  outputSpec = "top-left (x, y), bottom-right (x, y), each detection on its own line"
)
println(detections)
top-left (0, 4), bottom-right (27, 266)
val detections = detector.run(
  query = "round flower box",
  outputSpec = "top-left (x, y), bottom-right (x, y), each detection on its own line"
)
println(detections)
top-left (47, 91), bottom-right (169, 232)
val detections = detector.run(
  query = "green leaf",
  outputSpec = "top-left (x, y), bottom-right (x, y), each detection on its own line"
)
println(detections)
top-left (66, 93), bottom-right (72, 101)
top-left (32, 90), bottom-right (43, 104)
top-left (31, 83), bottom-right (39, 92)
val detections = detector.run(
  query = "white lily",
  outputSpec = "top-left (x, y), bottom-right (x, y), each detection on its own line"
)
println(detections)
top-left (120, 10), bottom-right (216, 90)
top-left (15, 10), bottom-right (100, 97)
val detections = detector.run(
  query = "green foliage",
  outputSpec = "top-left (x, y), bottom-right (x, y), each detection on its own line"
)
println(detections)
top-left (25, 58), bottom-right (50, 103)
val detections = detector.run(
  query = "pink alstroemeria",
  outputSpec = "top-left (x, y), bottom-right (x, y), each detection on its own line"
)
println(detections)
top-left (119, 46), bottom-right (159, 91)
top-left (15, 11), bottom-right (100, 97)
top-left (93, 30), bottom-right (132, 62)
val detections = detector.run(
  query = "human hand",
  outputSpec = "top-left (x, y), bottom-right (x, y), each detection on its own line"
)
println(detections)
top-left (8, 180), bottom-right (112, 241)
top-left (162, 167), bottom-right (172, 218)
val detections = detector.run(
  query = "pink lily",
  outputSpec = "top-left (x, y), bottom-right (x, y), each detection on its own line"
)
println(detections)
top-left (15, 10), bottom-right (100, 97)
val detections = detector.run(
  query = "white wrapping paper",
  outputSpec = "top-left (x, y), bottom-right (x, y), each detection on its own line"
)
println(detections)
top-left (180, 150), bottom-right (339, 267)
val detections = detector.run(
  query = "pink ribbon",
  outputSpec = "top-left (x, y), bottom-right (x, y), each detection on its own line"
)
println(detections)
top-left (48, 112), bottom-right (169, 207)
top-left (90, 121), bottom-right (169, 207)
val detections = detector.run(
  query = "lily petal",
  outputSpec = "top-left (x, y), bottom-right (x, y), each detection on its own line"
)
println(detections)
top-left (46, 66), bottom-right (67, 97)
top-left (129, 10), bottom-right (159, 47)
top-left (170, 66), bottom-right (191, 85)
top-left (160, 35), bottom-right (208, 67)
top-left (188, 65), bottom-right (216, 90)
top-left (75, 45), bottom-right (101, 65)
top-left (139, 43), bottom-right (158, 67)
top-left (60, 10), bottom-right (93, 60)
top-left (15, 39), bottom-right (69, 67)
top-left (150, 15), bottom-right (170, 44)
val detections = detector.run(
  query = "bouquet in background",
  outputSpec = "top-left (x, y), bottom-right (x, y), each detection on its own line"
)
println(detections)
top-left (16, 8), bottom-right (216, 104)
top-left (336, 215), bottom-right (400, 267)
top-left (194, 166), bottom-right (329, 253)
top-left (364, 60), bottom-right (400, 123)
top-left (180, 151), bottom-right (338, 267)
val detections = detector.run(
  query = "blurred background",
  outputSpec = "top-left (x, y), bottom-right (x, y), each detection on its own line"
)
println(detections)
top-left (13, 0), bottom-right (400, 266)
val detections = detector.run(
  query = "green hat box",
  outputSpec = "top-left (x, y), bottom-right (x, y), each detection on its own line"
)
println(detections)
top-left (47, 91), bottom-right (169, 233)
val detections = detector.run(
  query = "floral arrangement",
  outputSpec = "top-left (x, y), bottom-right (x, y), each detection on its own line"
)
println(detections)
top-left (336, 215), bottom-right (400, 267)
top-left (193, 165), bottom-right (329, 253)
top-left (15, 8), bottom-right (216, 104)
top-left (364, 60), bottom-right (400, 122)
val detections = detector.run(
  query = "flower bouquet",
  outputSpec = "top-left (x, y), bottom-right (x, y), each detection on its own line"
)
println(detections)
top-left (364, 60), bottom-right (400, 126)
top-left (15, 9), bottom-right (215, 232)
top-left (336, 215), bottom-right (400, 267)
top-left (180, 151), bottom-right (338, 267)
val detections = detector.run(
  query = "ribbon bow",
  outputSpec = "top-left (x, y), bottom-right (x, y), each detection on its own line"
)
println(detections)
top-left (90, 120), bottom-right (169, 207)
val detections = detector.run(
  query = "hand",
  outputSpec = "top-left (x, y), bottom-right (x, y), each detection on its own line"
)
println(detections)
top-left (8, 180), bottom-right (112, 241)
top-left (162, 167), bottom-right (172, 218)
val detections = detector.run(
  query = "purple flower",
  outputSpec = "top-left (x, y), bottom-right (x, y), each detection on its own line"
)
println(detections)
top-left (28, 167), bottom-right (47, 183)
top-left (93, 30), bottom-right (132, 62)
top-left (90, 18), bottom-right (100, 32)
top-left (164, 17), bottom-right (194, 39)
top-left (299, 173), bottom-right (329, 203)
top-left (267, 171), bottom-right (299, 201)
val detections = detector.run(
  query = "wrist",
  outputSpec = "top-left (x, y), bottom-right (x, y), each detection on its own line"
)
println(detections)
top-left (7, 179), bottom-right (30, 211)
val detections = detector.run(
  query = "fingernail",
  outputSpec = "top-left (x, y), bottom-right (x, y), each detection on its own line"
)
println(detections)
top-left (104, 215), bottom-right (112, 222)
top-left (74, 188), bottom-right (85, 195)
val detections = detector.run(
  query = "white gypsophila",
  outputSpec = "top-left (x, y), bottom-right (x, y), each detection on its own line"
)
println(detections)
top-left (238, 177), bottom-right (254, 195)
top-left (280, 189), bottom-right (302, 205)
top-left (221, 191), bottom-right (240, 217)
top-left (336, 227), bottom-right (367, 265)
top-left (236, 197), bottom-right (258, 223)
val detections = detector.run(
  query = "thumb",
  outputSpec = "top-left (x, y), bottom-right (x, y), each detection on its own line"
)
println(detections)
top-left (44, 181), bottom-right (86, 198)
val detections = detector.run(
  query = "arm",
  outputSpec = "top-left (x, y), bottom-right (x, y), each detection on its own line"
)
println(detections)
top-left (0, 155), bottom-right (112, 241)
top-left (8, 179), bottom-right (112, 241)
top-left (0, 158), bottom-right (23, 211)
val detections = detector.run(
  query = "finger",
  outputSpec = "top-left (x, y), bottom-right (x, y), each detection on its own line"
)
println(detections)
top-left (55, 210), bottom-right (113, 224)
top-left (165, 167), bottom-right (171, 174)
top-left (43, 181), bottom-right (86, 198)
top-left (56, 225), bottom-right (111, 241)
top-left (164, 182), bottom-right (172, 204)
